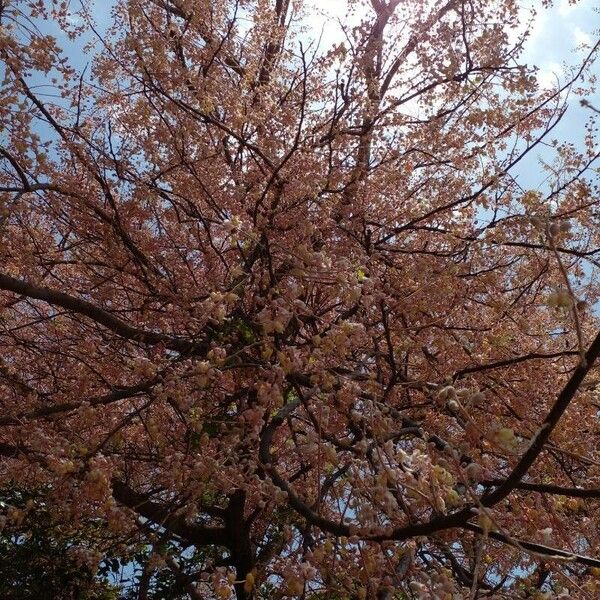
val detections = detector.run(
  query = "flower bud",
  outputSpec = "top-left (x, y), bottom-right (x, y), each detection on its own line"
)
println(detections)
top-left (447, 399), bottom-right (459, 412)
top-left (559, 220), bottom-right (572, 233)
top-left (437, 386), bottom-right (456, 404)
top-left (465, 462), bottom-right (482, 482)
top-left (548, 222), bottom-right (561, 237)
top-left (530, 215), bottom-right (544, 228)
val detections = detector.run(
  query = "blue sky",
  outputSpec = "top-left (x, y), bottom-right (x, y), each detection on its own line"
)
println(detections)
top-left (516, 0), bottom-right (600, 189)
top-left (302, 0), bottom-right (600, 189)
top-left (26, 0), bottom-right (600, 193)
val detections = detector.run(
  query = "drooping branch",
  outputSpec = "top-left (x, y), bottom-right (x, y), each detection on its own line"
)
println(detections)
top-left (0, 272), bottom-right (202, 354)
top-left (258, 397), bottom-right (353, 536)
top-left (0, 379), bottom-right (157, 427)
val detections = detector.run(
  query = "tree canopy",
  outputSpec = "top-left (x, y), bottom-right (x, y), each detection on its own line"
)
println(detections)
top-left (0, 0), bottom-right (600, 598)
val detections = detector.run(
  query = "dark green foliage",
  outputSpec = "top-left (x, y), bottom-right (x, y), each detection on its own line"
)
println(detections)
top-left (0, 486), bottom-right (119, 600)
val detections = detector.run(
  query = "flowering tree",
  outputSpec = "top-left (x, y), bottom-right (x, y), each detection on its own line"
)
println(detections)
top-left (0, 0), bottom-right (600, 597)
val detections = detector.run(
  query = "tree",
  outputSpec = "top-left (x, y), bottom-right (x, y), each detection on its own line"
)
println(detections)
top-left (0, 0), bottom-right (599, 597)
top-left (0, 485), bottom-right (120, 600)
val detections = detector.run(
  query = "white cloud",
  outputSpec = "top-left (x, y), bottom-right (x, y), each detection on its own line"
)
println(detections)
top-left (573, 26), bottom-right (592, 52)
top-left (537, 61), bottom-right (565, 89)
top-left (525, 6), bottom-right (549, 49)
top-left (558, 0), bottom-right (578, 17)
top-left (303, 0), bottom-right (363, 49)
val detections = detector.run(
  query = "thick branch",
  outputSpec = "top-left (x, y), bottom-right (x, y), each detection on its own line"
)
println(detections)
top-left (0, 272), bottom-right (201, 353)
top-left (0, 380), bottom-right (156, 427)
top-left (264, 332), bottom-right (600, 545)
top-left (483, 480), bottom-right (600, 499)
top-left (112, 480), bottom-right (228, 547)
top-left (463, 522), bottom-right (600, 569)
top-left (454, 351), bottom-right (580, 379)
top-left (481, 329), bottom-right (600, 507)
